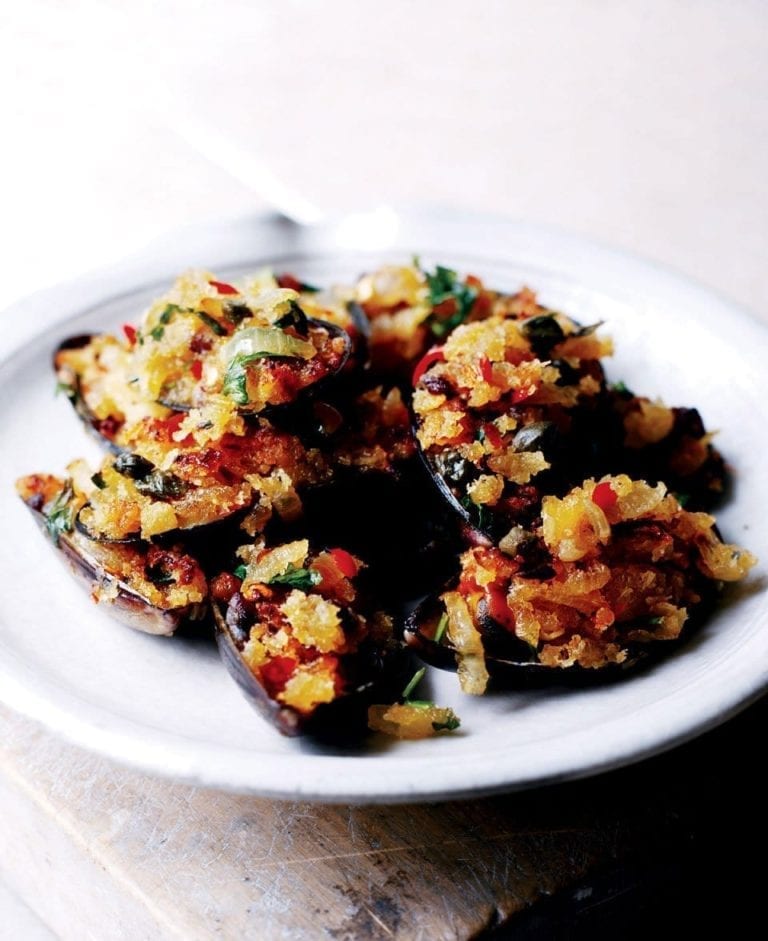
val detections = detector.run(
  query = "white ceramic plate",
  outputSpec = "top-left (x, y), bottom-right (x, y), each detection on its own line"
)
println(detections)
top-left (0, 210), bottom-right (765, 803)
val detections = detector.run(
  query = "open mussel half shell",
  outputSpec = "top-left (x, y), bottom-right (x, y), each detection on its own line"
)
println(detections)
top-left (404, 587), bottom-right (651, 689)
top-left (213, 599), bottom-right (304, 735)
top-left (213, 590), bottom-right (410, 739)
top-left (413, 432), bottom-right (498, 544)
top-left (54, 335), bottom-right (126, 454)
top-left (21, 497), bottom-right (207, 636)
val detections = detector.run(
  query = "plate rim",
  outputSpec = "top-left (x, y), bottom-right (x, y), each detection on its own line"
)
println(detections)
top-left (1, 207), bottom-right (766, 803)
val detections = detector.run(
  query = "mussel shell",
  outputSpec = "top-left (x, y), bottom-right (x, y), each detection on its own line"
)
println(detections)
top-left (213, 599), bottom-right (409, 738)
top-left (21, 499), bottom-right (206, 636)
top-left (297, 461), bottom-right (463, 605)
top-left (415, 439), bottom-right (498, 543)
top-left (54, 335), bottom-right (125, 454)
top-left (404, 589), bottom-right (656, 689)
top-left (74, 481), bottom-right (254, 546)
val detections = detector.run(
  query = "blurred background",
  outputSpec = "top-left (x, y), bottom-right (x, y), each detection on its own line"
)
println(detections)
top-left (1, 0), bottom-right (766, 312)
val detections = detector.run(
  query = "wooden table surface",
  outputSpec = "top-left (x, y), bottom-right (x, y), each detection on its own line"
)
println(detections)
top-left (2, 3), bottom-right (767, 937)
top-left (2, 693), bottom-right (766, 939)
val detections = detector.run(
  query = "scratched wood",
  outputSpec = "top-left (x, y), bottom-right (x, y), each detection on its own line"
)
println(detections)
top-left (0, 703), bottom-right (688, 941)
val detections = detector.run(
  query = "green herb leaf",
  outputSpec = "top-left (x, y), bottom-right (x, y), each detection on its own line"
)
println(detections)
top-left (425, 265), bottom-right (478, 338)
top-left (222, 352), bottom-right (269, 405)
top-left (266, 565), bottom-right (322, 591)
top-left (432, 714), bottom-right (461, 732)
top-left (134, 471), bottom-right (187, 499)
top-left (90, 471), bottom-right (106, 490)
top-left (460, 495), bottom-right (489, 532)
top-left (148, 304), bottom-right (181, 343)
top-left (274, 300), bottom-right (310, 335)
top-left (45, 484), bottom-right (75, 546)
top-left (54, 380), bottom-right (77, 401)
top-left (233, 564), bottom-right (248, 580)
top-left (611, 380), bottom-right (630, 394)
top-left (433, 612), bottom-right (448, 644)
top-left (401, 667), bottom-right (426, 701)
top-left (674, 492), bottom-right (690, 508)
top-left (225, 303), bottom-right (252, 325)
top-left (196, 311), bottom-right (228, 336)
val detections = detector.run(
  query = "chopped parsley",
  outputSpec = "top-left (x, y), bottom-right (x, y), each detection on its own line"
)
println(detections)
top-left (401, 667), bottom-right (427, 701)
top-left (90, 471), bottom-right (106, 490)
top-left (233, 564), bottom-right (248, 580)
top-left (150, 304), bottom-right (183, 341)
top-left (54, 380), bottom-right (77, 401)
top-left (133, 471), bottom-right (187, 499)
top-left (611, 380), bottom-right (630, 394)
top-left (45, 484), bottom-right (75, 545)
top-left (424, 264), bottom-right (478, 337)
top-left (222, 352), bottom-right (270, 405)
top-left (460, 495), bottom-right (490, 533)
top-left (432, 716), bottom-right (461, 732)
top-left (196, 311), bottom-right (227, 336)
top-left (274, 300), bottom-right (310, 335)
top-left (266, 565), bottom-right (322, 591)
top-left (433, 612), bottom-right (449, 644)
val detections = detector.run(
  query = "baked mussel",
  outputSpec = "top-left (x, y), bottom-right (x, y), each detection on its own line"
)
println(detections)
top-left (16, 472), bottom-right (208, 635)
top-left (405, 475), bottom-right (755, 691)
top-left (210, 538), bottom-right (405, 736)
top-left (411, 300), bottom-right (614, 541)
top-left (53, 270), bottom-right (353, 451)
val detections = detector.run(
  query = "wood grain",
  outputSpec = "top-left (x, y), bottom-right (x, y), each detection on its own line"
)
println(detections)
top-left (0, 703), bottom-right (682, 940)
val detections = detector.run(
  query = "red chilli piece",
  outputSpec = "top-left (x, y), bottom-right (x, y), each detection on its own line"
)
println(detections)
top-left (592, 481), bottom-right (618, 511)
top-left (478, 355), bottom-right (494, 384)
top-left (209, 279), bottom-right (239, 295)
top-left (481, 421), bottom-right (503, 450)
top-left (412, 347), bottom-right (446, 386)
top-left (190, 360), bottom-right (203, 381)
top-left (260, 657), bottom-right (298, 697)
top-left (276, 273), bottom-right (303, 292)
top-left (486, 584), bottom-right (516, 631)
top-left (122, 323), bottom-right (137, 346)
top-left (329, 548), bottom-right (359, 579)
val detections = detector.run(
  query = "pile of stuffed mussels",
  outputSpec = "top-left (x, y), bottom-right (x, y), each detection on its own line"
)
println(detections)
top-left (16, 263), bottom-right (756, 739)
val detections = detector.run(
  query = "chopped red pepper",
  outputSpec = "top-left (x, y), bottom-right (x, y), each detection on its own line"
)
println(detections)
top-left (259, 656), bottom-right (298, 697)
top-left (329, 548), bottom-right (359, 579)
top-left (478, 355), bottom-right (494, 384)
top-left (486, 584), bottom-right (516, 630)
top-left (122, 323), bottom-right (137, 346)
top-left (208, 279), bottom-right (238, 296)
top-left (276, 273), bottom-right (303, 292)
top-left (412, 346), bottom-right (446, 386)
top-left (592, 481), bottom-right (618, 511)
top-left (481, 421), bottom-right (503, 450)
top-left (190, 360), bottom-right (203, 381)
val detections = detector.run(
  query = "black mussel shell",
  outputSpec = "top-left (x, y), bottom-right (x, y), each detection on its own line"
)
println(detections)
top-left (213, 598), bottom-right (409, 738)
top-left (54, 335), bottom-right (126, 454)
top-left (404, 588), bottom-right (654, 689)
top-left (21, 498), bottom-right (206, 636)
